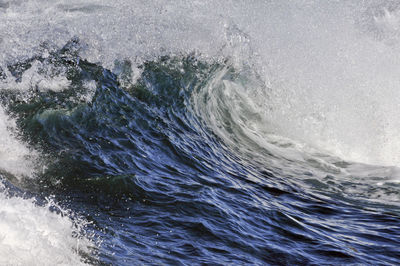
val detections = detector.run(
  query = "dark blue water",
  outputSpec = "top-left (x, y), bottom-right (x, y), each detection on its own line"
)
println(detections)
top-left (1, 39), bottom-right (400, 265)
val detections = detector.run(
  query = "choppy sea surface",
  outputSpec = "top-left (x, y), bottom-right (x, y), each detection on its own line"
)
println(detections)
top-left (0, 1), bottom-right (400, 265)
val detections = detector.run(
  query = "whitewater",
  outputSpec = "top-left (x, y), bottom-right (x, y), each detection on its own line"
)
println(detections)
top-left (0, 0), bottom-right (399, 265)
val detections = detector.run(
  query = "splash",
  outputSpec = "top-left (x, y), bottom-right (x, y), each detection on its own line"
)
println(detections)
top-left (0, 182), bottom-right (95, 265)
top-left (2, 0), bottom-right (400, 167)
top-left (0, 106), bottom-right (37, 179)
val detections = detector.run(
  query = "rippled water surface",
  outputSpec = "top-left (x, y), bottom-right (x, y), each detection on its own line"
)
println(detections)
top-left (0, 0), bottom-right (400, 265)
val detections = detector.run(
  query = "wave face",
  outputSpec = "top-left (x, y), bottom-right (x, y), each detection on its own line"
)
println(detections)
top-left (1, 0), bottom-right (400, 265)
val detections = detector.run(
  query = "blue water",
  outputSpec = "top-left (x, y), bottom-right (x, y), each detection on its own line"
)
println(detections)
top-left (0, 40), bottom-right (399, 265)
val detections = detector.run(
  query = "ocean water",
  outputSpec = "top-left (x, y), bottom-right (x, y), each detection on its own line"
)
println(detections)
top-left (0, 0), bottom-right (400, 265)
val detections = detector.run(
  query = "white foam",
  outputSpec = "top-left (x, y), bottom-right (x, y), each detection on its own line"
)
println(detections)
top-left (254, 1), bottom-right (400, 167)
top-left (0, 183), bottom-right (94, 265)
top-left (0, 60), bottom-right (71, 93)
top-left (80, 79), bottom-right (97, 102)
top-left (0, 106), bottom-right (37, 179)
